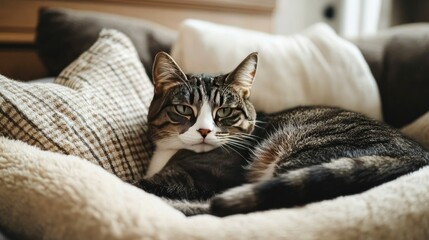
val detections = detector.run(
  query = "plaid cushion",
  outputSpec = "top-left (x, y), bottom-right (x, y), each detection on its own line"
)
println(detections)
top-left (0, 29), bottom-right (154, 182)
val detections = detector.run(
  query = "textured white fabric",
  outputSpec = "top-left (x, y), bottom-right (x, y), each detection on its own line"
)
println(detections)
top-left (172, 20), bottom-right (382, 120)
top-left (1, 136), bottom-right (429, 239)
top-left (0, 137), bottom-right (183, 240)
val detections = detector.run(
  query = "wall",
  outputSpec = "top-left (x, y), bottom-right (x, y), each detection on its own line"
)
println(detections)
top-left (274, 0), bottom-right (383, 38)
top-left (0, 0), bottom-right (275, 80)
top-left (274, 0), bottom-right (340, 35)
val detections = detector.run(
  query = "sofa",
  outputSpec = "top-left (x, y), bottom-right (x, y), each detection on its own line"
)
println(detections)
top-left (0, 8), bottom-right (428, 240)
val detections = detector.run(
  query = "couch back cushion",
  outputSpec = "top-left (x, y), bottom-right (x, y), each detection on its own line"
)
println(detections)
top-left (36, 8), bottom-right (176, 79)
top-left (354, 23), bottom-right (429, 127)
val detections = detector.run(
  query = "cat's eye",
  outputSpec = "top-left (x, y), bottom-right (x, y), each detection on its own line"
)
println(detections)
top-left (174, 105), bottom-right (193, 116)
top-left (216, 107), bottom-right (233, 118)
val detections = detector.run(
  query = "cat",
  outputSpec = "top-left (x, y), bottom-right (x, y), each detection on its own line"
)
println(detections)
top-left (138, 51), bottom-right (429, 216)
top-left (137, 52), bottom-right (258, 203)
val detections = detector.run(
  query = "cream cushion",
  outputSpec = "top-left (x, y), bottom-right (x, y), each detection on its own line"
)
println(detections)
top-left (172, 20), bottom-right (382, 120)
top-left (0, 136), bottom-right (428, 239)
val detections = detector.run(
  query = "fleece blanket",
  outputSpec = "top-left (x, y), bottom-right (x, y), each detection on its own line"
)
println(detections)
top-left (1, 125), bottom-right (429, 240)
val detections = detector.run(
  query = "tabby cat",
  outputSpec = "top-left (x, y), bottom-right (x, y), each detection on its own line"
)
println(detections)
top-left (138, 52), bottom-right (429, 216)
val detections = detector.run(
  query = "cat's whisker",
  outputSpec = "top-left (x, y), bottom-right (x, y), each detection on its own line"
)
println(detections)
top-left (250, 119), bottom-right (267, 124)
top-left (219, 144), bottom-right (231, 154)
top-left (217, 134), bottom-right (253, 143)
top-left (227, 134), bottom-right (259, 142)
top-left (253, 124), bottom-right (265, 130)
top-left (224, 140), bottom-right (252, 150)
top-left (229, 144), bottom-right (252, 149)
top-left (217, 136), bottom-right (244, 144)
top-left (223, 144), bottom-right (247, 160)
top-left (228, 144), bottom-right (256, 155)
top-left (233, 132), bottom-right (260, 138)
top-left (239, 132), bottom-right (263, 140)
top-left (222, 137), bottom-right (258, 156)
top-left (249, 119), bottom-right (266, 126)
top-left (225, 137), bottom-right (254, 145)
top-left (235, 135), bottom-right (259, 142)
top-left (220, 140), bottom-right (254, 149)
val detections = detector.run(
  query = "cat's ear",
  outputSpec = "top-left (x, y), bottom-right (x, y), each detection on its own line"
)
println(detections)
top-left (225, 52), bottom-right (258, 99)
top-left (152, 52), bottom-right (188, 93)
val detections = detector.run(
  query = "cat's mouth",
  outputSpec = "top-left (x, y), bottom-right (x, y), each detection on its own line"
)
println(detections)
top-left (188, 142), bottom-right (217, 153)
top-left (192, 137), bottom-right (217, 145)
top-left (186, 139), bottom-right (222, 153)
top-left (192, 141), bottom-right (212, 147)
top-left (177, 135), bottom-right (221, 153)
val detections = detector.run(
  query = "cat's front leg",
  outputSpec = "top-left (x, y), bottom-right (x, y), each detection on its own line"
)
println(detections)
top-left (137, 172), bottom-right (187, 199)
top-left (138, 177), bottom-right (210, 216)
top-left (137, 177), bottom-right (166, 196)
top-left (138, 166), bottom-right (207, 200)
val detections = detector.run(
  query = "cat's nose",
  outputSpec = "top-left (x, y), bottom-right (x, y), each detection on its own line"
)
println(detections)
top-left (197, 128), bottom-right (212, 138)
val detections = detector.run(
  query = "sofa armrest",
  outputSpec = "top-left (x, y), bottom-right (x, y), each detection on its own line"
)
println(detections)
top-left (353, 23), bottom-right (429, 127)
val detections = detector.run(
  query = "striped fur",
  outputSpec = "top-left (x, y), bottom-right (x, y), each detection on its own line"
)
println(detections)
top-left (210, 107), bottom-right (429, 216)
top-left (139, 52), bottom-right (429, 217)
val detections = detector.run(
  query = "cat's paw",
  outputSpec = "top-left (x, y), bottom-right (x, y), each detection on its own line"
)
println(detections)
top-left (210, 183), bottom-right (259, 217)
top-left (163, 198), bottom-right (210, 216)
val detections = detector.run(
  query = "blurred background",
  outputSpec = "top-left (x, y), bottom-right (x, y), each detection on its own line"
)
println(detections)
top-left (274, 0), bottom-right (428, 37)
top-left (0, 0), bottom-right (428, 80)
top-left (0, 0), bottom-right (428, 127)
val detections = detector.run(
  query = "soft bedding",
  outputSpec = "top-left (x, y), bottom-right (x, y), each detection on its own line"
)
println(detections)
top-left (0, 22), bottom-right (428, 239)
top-left (1, 136), bottom-right (429, 239)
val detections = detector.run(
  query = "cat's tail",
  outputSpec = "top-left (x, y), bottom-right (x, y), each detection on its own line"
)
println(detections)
top-left (210, 155), bottom-right (429, 216)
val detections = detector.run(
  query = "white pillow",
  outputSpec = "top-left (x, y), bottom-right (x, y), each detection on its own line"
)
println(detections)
top-left (172, 20), bottom-right (382, 120)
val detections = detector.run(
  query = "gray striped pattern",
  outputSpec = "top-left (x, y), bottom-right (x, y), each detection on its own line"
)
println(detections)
top-left (0, 29), bottom-right (154, 182)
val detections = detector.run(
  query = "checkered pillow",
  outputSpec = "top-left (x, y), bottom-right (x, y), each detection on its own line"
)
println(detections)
top-left (0, 29), bottom-right (154, 182)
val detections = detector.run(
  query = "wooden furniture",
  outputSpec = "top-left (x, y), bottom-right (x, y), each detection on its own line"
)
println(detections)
top-left (0, 0), bottom-right (276, 80)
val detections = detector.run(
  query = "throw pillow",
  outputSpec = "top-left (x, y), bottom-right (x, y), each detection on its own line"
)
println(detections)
top-left (0, 29), bottom-right (154, 182)
top-left (172, 20), bottom-right (382, 120)
top-left (36, 8), bottom-right (176, 79)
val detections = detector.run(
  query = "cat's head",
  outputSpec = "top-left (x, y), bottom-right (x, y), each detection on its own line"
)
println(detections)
top-left (148, 52), bottom-right (258, 153)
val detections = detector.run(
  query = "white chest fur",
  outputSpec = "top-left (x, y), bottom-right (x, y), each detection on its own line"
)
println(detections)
top-left (145, 149), bottom-right (178, 178)
top-left (145, 101), bottom-right (219, 177)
